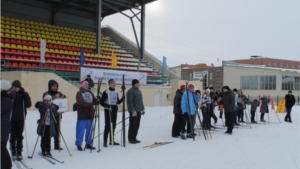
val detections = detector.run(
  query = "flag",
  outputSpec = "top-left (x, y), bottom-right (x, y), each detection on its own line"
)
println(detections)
top-left (162, 56), bottom-right (167, 74)
top-left (40, 39), bottom-right (46, 64)
top-left (111, 51), bottom-right (117, 69)
top-left (80, 47), bottom-right (85, 67)
top-left (276, 99), bottom-right (286, 113)
top-left (137, 60), bottom-right (141, 71)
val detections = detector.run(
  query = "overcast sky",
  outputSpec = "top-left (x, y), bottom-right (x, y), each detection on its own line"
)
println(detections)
top-left (103, 0), bottom-right (300, 67)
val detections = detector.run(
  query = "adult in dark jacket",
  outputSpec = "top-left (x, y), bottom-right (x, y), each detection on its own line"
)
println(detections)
top-left (75, 80), bottom-right (99, 151)
top-left (171, 85), bottom-right (185, 138)
top-left (36, 95), bottom-right (59, 156)
top-left (260, 95), bottom-right (269, 122)
top-left (85, 75), bottom-right (94, 90)
top-left (285, 91), bottom-right (295, 123)
top-left (126, 79), bottom-right (145, 144)
top-left (1, 80), bottom-right (15, 169)
top-left (43, 79), bottom-right (66, 150)
top-left (100, 79), bottom-right (124, 147)
top-left (218, 86), bottom-right (235, 135)
top-left (10, 80), bottom-right (32, 160)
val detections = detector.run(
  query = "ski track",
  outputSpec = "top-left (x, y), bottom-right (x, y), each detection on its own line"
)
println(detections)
top-left (10, 106), bottom-right (300, 169)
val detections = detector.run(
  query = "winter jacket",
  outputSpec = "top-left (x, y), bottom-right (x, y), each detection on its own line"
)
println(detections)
top-left (126, 87), bottom-right (145, 112)
top-left (285, 94), bottom-right (295, 107)
top-left (85, 78), bottom-right (94, 89)
top-left (218, 90), bottom-right (235, 113)
top-left (100, 87), bottom-right (123, 110)
top-left (181, 91), bottom-right (200, 115)
top-left (210, 92), bottom-right (218, 102)
top-left (1, 89), bottom-right (16, 142)
top-left (11, 87), bottom-right (32, 120)
top-left (250, 99), bottom-right (260, 112)
top-left (173, 89), bottom-right (184, 114)
top-left (37, 103), bottom-right (59, 137)
top-left (202, 94), bottom-right (212, 107)
top-left (43, 80), bottom-right (66, 100)
top-left (76, 88), bottom-right (99, 120)
top-left (260, 97), bottom-right (269, 113)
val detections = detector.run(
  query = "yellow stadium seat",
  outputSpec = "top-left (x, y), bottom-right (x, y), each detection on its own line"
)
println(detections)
top-left (16, 31), bottom-right (21, 35)
top-left (25, 24), bottom-right (31, 28)
top-left (59, 50), bottom-right (65, 54)
top-left (30, 25), bottom-right (35, 29)
top-left (10, 44), bottom-right (17, 49)
top-left (10, 25), bottom-right (16, 30)
top-left (28, 46), bottom-right (34, 51)
top-left (49, 49), bottom-right (55, 53)
top-left (26, 32), bottom-right (31, 36)
top-left (1, 16), bottom-right (5, 20)
top-left (4, 43), bottom-right (10, 48)
top-left (47, 39), bottom-right (52, 43)
top-left (17, 45), bottom-right (23, 50)
top-left (33, 47), bottom-right (39, 51)
top-left (46, 48), bottom-right (50, 52)
top-left (54, 49), bottom-right (60, 53)
top-left (32, 37), bottom-right (38, 41)
top-left (52, 40), bottom-right (57, 44)
top-left (20, 20), bottom-right (25, 24)
top-left (27, 36), bottom-right (33, 41)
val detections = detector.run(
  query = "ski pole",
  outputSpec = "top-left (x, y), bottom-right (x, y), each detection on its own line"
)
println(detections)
top-left (84, 105), bottom-right (98, 151)
top-left (114, 123), bottom-right (129, 136)
top-left (51, 110), bottom-right (73, 157)
top-left (97, 104), bottom-right (101, 152)
top-left (89, 106), bottom-right (99, 153)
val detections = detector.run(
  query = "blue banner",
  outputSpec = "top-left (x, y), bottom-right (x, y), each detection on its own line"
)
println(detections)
top-left (80, 47), bottom-right (85, 67)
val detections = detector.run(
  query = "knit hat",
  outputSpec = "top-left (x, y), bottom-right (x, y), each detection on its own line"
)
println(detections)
top-left (233, 88), bottom-right (237, 92)
top-left (222, 86), bottom-right (230, 91)
top-left (80, 80), bottom-right (88, 87)
top-left (43, 94), bottom-right (52, 101)
top-left (209, 87), bottom-right (214, 90)
top-left (12, 80), bottom-right (21, 88)
top-left (188, 84), bottom-right (194, 88)
top-left (0, 80), bottom-right (11, 91)
top-left (108, 79), bottom-right (116, 85)
top-left (180, 85), bottom-right (186, 90)
top-left (132, 79), bottom-right (139, 86)
top-left (206, 89), bottom-right (210, 93)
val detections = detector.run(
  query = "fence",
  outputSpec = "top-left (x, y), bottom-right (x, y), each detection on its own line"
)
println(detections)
top-left (247, 95), bottom-right (300, 106)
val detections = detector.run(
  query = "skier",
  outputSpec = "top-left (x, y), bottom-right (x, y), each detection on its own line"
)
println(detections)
top-left (285, 90), bottom-right (295, 123)
top-left (10, 80), bottom-right (32, 160)
top-left (126, 79), bottom-right (145, 144)
top-left (75, 80), bottom-right (99, 151)
top-left (172, 85), bottom-right (186, 138)
top-left (209, 87), bottom-right (218, 124)
top-left (260, 95), bottom-right (270, 122)
top-left (181, 84), bottom-right (200, 139)
top-left (233, 88), bottom-right (241, 126)
top-left (237, 90), bottom-right (245, 123)
top-left (85, 75), bottom-right (94, 90)
top-left (100, 79), bottom-right (124, 147)
top-left (43, 80), bottom-right (66, 150)
top-left (250, 99), bottom-right (260, 123)
top-left (218, 86), bottom-right (235, 135)
top-left (1, 80), bottom-right (15, 169)
top-left (201, 88), bottom-right (212, 129)
top-left (36, 95), bottom-right (59, 156)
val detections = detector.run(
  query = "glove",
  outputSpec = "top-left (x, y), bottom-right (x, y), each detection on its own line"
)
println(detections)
top-left (132, 111), bottom-right (137, 117)
top-left (35, 101), bottom-right (42, 109)
top-left (141, 110), bottom-right (145, 115)
top-left (93, 100), bottom-right (100, 105)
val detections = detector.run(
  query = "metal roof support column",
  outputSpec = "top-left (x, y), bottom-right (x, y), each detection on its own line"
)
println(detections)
top-left (140, 4), bottom-right (145, 60)
top-left (96, 0), bottom-right (102, 54)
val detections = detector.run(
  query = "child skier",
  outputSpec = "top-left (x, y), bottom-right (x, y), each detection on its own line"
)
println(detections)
top-left (36, 95), bottom-right (59, 156)
top-left (250, 99), bottom-right (260, 123)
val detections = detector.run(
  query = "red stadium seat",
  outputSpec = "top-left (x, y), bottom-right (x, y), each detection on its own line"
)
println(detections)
top-left (25, 63), bottom-right (31, 68)
top-left (33, 42), bottom-right (39, 47)
top-left (67, 66), bottom-right (72, 71)
top-left (6, 62), bottom-right (12, 67)
top-left (55, 65), bottom-right (62, 71)
top-left (50, 65), bottom-right (55, 70)
top-left (19, 62), bottom-right (25, 68)
top-left (12, 62), bottom-right (19, 67)
top-left (61, 66), bottom-right (66, 71)
top-left (11, 39), bottom-right (16, 44)
top-left (76, 67), bottom-right (80, 71)
top-left (27, 41), bottom-right (33, 46)
top-left (0, 54), bottom-right (4, 60)
top-left (24, 56), bottom-right (29, 60)
top-left (43, 65), bottom-right (50, 70)
top-left (32, 64), bottom-right (38, 69)
top-left (4, 38), bottom-right (10, 43)
top-left (17, 56), bottom-right (23, 60)
top-left (72, 67), bottom-right (77, 71)
top-left (17, 40), bottom-right (22, 45)
top-left (10, 55), bottom-right (17, 60)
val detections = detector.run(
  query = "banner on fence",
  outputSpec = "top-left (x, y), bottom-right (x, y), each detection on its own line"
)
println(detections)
top-left (80, 67), bottom-right (147, 85)
top-left (276, 99), bottom-right (285, 113)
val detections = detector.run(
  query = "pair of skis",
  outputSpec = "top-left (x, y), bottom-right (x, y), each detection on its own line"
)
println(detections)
top-left (137, 142), bottom-right (173, 150)
top-left (37, 152), bottom-right (64, 165)
top-left (12, 157), bottom-right (32, 169)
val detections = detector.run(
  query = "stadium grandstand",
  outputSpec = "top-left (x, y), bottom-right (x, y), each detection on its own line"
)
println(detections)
top-left (1, 0), bottom-right (176, 86)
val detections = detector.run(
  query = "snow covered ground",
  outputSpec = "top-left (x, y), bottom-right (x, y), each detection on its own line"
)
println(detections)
top-left (12, 106), bottom-right (300, 169)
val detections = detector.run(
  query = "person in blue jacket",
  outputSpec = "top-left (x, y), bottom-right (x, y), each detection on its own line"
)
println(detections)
top-left (180, 84), bottom-right (200, 139)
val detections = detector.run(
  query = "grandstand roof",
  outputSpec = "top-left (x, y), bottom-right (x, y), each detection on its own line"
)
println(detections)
top-left (35, 0), bottom-right (156, 17)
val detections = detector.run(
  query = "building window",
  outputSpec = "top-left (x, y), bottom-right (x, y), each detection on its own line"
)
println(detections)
top-left (268, 62), bottom-right (271, 66)
top-left (241, 75), bottom-right (276, 90)
top-left (280, 63), bottom-right (283, 67)
top-left (274, 63), bottom-right (277, 66)
top-left (292, 64), bottom-right (294, 68)
top-left (282, 76), bottom-right (300, 90)
top-left (286, 64), bottom-right (289, 68)
top-left (210, 72), bottom-right (213, 80)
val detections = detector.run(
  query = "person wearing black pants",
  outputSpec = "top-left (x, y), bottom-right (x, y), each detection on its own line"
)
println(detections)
top-left (285, 90), bottom-right (295, 123)
top-left (41, 126), bottom-right (51, 155)
top-left (100, 79), bottom-right (124, 147)
top-left (202, 89), bottom-right (212, 129)
top-left (218, 86), bottom-right (235, 135)
top-left (1, 80), bottom-right (15, 169)
top-left (172, 85), bottom-right (185, 137)
top-left (209, 87), bottom-right (218, 124)
top-left (126, 79), bottom-right (145, 144)
top-left (10, 80), bottom-right (32, 160)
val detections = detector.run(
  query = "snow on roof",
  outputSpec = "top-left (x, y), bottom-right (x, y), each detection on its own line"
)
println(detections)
top-left (224, 64), bottom-right (300, 74)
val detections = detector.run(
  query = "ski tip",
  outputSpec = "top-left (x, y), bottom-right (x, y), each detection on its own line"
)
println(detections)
top-left (70, 154), bottom-right (73, 157)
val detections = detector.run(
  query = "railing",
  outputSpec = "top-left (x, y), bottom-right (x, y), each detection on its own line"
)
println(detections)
top-left (102, 25), bottom-right (177, 74)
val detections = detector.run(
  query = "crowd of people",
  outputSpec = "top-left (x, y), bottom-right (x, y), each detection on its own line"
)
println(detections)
top-left (1, 78), bottom-right (145, 169)
top-left (171, 84), bottom-right (296, 138)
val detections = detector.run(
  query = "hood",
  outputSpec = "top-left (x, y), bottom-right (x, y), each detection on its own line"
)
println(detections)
top-left (48, 80), bottom-right (58, 95)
